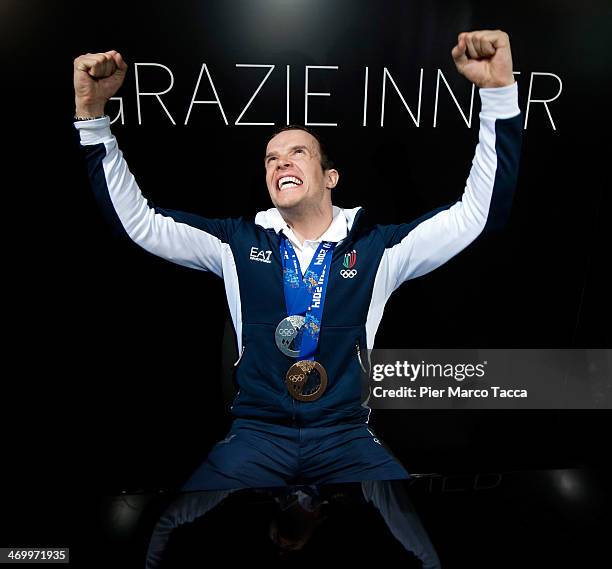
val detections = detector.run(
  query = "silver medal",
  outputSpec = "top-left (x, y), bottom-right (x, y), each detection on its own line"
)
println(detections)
top-left (275, 315), bottom-right (306, 357)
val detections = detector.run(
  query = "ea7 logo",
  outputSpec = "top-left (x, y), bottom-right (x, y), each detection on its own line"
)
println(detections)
top-left (249, 247), bottom-right (272, 264)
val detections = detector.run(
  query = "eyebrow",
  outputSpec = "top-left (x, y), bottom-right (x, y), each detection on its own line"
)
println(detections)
top-left (265, 145), bottom-right (310, 161)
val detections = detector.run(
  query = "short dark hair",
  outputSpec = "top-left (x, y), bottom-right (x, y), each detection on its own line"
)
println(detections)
top-left (268, 124), bottom-right (335, 172)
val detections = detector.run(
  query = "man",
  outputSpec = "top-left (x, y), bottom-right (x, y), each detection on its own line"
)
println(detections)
top-left (74, 30), bottom-right (520, 568)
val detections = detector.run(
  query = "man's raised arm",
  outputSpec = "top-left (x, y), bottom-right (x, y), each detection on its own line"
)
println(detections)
top-left (378, 30), bottom-right (522, 292)
top-left (73, 51), bottom-right (238, 277)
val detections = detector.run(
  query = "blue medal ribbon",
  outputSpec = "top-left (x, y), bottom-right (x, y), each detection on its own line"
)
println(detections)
top-left (281, 235), bottom-right (335, 360)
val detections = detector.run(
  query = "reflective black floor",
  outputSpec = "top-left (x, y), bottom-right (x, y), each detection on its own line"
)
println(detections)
top-left (90, 468), bottom-right (607, 568)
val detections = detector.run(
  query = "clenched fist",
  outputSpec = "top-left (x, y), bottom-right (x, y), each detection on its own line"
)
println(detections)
top-left (452, 30), bottom-right (514, 88)
top-left (73, 50), bottom-right (128, 118)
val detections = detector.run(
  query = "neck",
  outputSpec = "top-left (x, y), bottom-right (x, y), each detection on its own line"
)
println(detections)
top-left (279, 202), bottom-right (334, 244)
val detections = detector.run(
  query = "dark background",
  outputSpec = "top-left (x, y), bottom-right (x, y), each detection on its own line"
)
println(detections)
top-left (2, 0), bottom-right (610, 565)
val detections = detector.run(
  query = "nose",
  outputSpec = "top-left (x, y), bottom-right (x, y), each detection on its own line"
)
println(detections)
top-left (276, 155), bottom-right (293, 170)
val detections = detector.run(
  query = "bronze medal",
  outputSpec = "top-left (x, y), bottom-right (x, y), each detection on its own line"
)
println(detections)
top-left (285, 360), bottom-right (328, 402)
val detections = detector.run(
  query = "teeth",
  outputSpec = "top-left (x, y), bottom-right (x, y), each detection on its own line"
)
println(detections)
top-left (278, 176), bottom-right (303, 190)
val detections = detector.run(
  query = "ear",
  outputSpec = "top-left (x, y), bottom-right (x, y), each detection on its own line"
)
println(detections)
top-left (325, 169), bottom-right (339, 190)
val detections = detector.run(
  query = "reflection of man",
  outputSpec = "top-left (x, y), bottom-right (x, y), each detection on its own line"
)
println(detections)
top-left (74, 29), bottom-right (520, 568)
top-left (269, 487), bottom-right (327, 555)
top-left (144, 482), bottom-right (441, 567)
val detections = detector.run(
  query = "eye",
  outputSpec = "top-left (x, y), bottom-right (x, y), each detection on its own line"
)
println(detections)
top-left (293, 148), bottom-right (304, 154)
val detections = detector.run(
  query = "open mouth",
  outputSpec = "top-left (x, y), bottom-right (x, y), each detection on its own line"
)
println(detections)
top-left (277, 176), bottom-right (303, 191)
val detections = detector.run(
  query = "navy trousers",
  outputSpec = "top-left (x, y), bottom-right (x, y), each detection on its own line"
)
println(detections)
top-left (182, 418), bottom-right (410, 491)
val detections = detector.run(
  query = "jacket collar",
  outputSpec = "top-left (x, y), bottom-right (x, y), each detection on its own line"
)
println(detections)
top-left (254, 205), bottom-right (363, 243)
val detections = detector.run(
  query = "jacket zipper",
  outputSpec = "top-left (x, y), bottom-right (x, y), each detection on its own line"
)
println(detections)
top-left (355, 340), bottom-right (369, 374)
top-left (233, 345), bottom-right (245, 367)
top-left (230, 346), bottom-right (245, 411)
